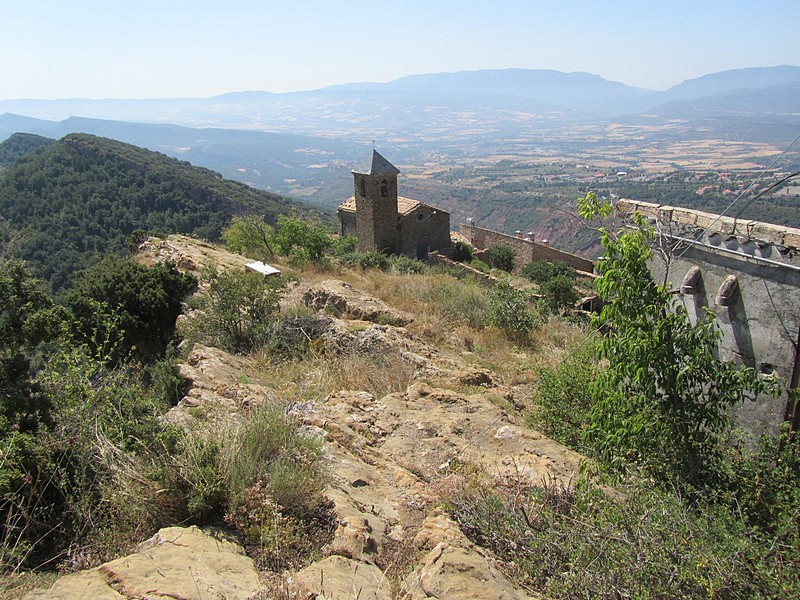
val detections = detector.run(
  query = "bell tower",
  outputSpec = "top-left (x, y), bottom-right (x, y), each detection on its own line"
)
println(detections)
top-left (353, 149), bottom-right (400, 253)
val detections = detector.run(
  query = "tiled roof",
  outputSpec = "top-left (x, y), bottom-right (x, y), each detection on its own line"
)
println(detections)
top-left (337, 196), bottom-right (427, 216)
top-left (352, 149), bottom-right (401, 175)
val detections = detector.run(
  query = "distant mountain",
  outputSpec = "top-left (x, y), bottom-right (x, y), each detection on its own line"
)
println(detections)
top-left (656, 65), bottom-right (800, 104)
top-left (331, 69), bottom-right (656, 115)
top-left (1, 66), bottom-right (797, 137)
top-left (0, 133), bottom-right (328, 290)
top-left (0, 113), bottom-right (365, 205)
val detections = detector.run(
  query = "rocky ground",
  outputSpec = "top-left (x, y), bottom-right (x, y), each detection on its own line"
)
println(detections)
top-left (25, 237), bottom-right (585, 600)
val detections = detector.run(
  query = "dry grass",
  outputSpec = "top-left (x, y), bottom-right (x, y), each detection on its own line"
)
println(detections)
top-left (251, 349), bottom-right (417, 402)
top-left (0, 573), bottom-right (58, 599)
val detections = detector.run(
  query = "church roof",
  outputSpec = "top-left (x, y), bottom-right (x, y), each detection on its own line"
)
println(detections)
top-left (352, 149), bottom-right (401, 176)
top-left (338, 196), bottom-right (435, 216)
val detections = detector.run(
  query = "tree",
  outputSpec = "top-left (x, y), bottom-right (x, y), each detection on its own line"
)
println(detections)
top-left (222, 215), bottom-right (274, 258)
top-left (67, 256), bottom-right (197, 362)
top-left (272, 215), bottom-right (331, 262)
top-left (579, 192), bottom-right (771, 486)
top-left (0, 260), bottom-right (64, 432)
top-left (485, 245), bottom-right (516, 272)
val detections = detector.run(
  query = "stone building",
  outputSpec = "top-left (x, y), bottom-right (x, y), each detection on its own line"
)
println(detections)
top-left (618, 199), bottom-right (800, 438)
top-left (338, 150), bottom-right (450, 259)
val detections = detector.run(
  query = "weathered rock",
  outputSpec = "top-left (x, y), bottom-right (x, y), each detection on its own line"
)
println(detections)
top-left (303, 280), bottom-right (414, 326)
top-left (23, 526), bottom-right (260, 600)
top-left (290, 555), bottom-right (393, 600)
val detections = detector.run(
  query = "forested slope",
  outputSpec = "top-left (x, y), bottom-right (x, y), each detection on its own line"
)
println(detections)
top-left (0, 133), bottom-right (329, 290)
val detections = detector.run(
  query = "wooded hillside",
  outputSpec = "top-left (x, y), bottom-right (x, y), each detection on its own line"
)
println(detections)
top-left (0, 133), bottom-right (330, 290)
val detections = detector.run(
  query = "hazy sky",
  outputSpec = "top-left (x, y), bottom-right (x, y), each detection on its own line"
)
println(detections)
top-left (3, 1), bottom-right (799, 100)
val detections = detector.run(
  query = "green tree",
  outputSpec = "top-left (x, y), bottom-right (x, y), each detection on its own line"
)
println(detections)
top-left (67, 256), bottom-right (197, 362)
top-left (485, 245), bottom-right (516, 272)
top-left (272, 215), bottom-right (331, 262)
top-left (0, 260), bottom-right (64, 432)
top-left (579, 192), bottom-right (771, 486)
top-left (222, 215), bottom-right (274, 258)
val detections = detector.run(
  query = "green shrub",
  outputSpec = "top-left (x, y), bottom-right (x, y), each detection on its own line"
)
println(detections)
top-left (451, 240), bottom-right (474, 263)
top-left (193, 267), bottom-right (286, 354)
top-left (389, 255), bottom-right (427, 274)
top-left (338, 250), bottom-right (391, 271)
top-left (486, 281), bottom-right (539, 340)
top-left (540, 274), bottom-right (580, 314)
top-left (224, 404), bottom-right (334, 570)
top-left (67, 256), bottom-right (196, 363)
top-left (444, 475), bottom-right (800, 599)
top-left (272, 215), bottom-right (331, 262)
top-left (522, 260), bottom-right (575, 283)
top-left (331, 235), bottom-right (358, 256)
top-left (527, 341), bottom-right (598, 450)
top-left (485, 245), bottom-right (516, 272)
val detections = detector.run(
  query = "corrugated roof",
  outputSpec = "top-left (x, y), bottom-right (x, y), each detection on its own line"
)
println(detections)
top-left (337, 196), bottom-right (426, 216)
top-left (352, 149), bottom-right (400, 176)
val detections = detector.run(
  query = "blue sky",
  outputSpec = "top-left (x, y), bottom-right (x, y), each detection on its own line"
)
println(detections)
top-left (2, 0), bottom-right (798, 99)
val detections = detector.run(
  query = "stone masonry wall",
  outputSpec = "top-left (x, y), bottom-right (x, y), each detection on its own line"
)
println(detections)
top-left (399, 206), bottom-right (451, 258)
top-left (618, 199), bottom-right (800, 437)
top-left (460, 223), bottom-right (594, 273)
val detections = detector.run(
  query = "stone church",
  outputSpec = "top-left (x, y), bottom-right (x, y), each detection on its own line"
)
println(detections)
top-left (337, 150), bottom-right (451, 259)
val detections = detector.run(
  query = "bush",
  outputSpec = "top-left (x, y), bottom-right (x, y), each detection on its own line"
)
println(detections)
top-left (192, 267), bottom-right (286, 354)
top-left (272, 215), bottom-right (331, 262)
top-left (451, 240), bottom-right (474, 263)
top-left (486, 281), bottom-right (539, 340)
top-left (389, 255), bottom-right (427, 274)
top-left (522, 260), bottom-right (575, 284)
top-left (444, 474), bottom-right (800, 599)
top-left (67, 256), bottom-right (197, 363)
top-left (338, 250), bottom-right (391, 272)
top-left (485, 245), bottom-right (516, 272)
top-left (540, 274), bottom-right (580, 314)
top-left (527, 341), bottom-right (598, 450)
top-left (225, 404), bottom-right (334, 570)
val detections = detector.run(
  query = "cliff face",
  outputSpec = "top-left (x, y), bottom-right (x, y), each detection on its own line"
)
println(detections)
top-left (25, 236), bottom-right (585, 600)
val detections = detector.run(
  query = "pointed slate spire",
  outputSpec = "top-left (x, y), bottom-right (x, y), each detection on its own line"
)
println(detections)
top-left (352, 149), bottom-right (400, 176)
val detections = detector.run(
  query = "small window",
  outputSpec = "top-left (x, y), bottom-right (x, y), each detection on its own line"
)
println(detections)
top-left (359, 179), bottom-right (366, 197)
top-left (381, 180), bottom-right (388, 197)
top-left (417, 213), bottom-right (425, 222)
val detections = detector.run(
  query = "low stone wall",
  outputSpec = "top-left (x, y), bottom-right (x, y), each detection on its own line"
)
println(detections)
top-left (460, 224), bottom-right (594, 273)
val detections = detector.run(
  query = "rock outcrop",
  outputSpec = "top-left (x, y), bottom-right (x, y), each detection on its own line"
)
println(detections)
top-left (23, 527), bottom-right (260, 600)
top-left (29, 237), bottom-right (585, 599)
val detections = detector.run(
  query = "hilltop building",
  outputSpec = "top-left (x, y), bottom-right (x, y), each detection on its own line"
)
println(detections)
top-left (338, 150), bottom-right (450, 259)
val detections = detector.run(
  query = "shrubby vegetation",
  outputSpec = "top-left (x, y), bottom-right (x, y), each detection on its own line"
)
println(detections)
top-left (448, 193), bottom-right (800, 597)
top-left (484, 244), bottom-right (516, 272)
top-left (0, 257), bottom-right (333, 577)
top-left (0, 133), bottom-right (319, 291)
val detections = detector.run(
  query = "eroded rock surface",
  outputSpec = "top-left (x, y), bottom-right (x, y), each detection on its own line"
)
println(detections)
top-left (23, 526), bottom-right (260, 600)
top-left (30, 239), bottom-right (584, 599)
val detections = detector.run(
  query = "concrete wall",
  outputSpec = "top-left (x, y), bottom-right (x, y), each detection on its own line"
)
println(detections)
top-left (399, 205), bottom-right (451, 258)
top-left (619, 199), bottom-right (800, 438)
top-left (460, 223), bottom-right (594, 273)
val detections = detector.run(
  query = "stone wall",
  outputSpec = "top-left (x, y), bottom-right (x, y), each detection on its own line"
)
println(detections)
top-left (354, 174), bottom-right (399, 253)
top-left (618, 199), bottom-right (800, 437)
top-left (460, 223), bottom-right (594, 273)
top-left (399, 205), bottom-right (451, 258)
